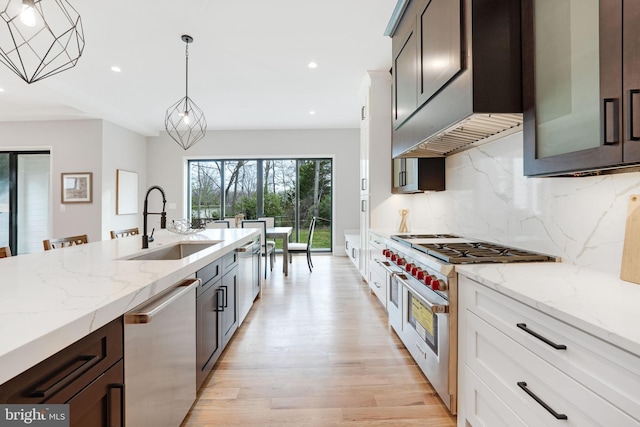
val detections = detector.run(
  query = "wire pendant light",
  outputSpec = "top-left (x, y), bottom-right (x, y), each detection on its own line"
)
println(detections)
top-left (165, 34), bottom-right (207, 151)
top-left (0, 0), bottom-right (85, 83)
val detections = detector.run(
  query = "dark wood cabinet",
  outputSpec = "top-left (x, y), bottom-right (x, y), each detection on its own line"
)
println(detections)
top-left (67, 361), bottom-right (124, 427)
top-left (0, 318), bottom-right (124, 427)
top-left (393, 22), bottom-right (418, 127)
top-left (392, 157), bottom-right (445, 193)
top-left (195, 251), bottom-right (239, 390)
top-left (196, 278), bottom-right (223, 389)
top-left (523, 0), bottom-right (640, 176)
top-left (221, 265), bottom-right (238, 347)
top-left (417, 0), bottom-right (462, 106)
top-left (390, 0), bottom-right (522, 158)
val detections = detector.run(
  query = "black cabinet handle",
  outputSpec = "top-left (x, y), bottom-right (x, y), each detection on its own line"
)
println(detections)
top-left (517, 323), bottom-right (566, 350)
top-left (604, 98), bottom-right (620, 144)
top-left (30, 355), bottom-right (99, 398)
top-left (220, 285), bottom-right (228, 308)
top-left (214, 288), bottom-right (223, 312)
top-left (629, 90), bottom-right (640, 141)
top-left (517, 382), bottom-right (568, 420)
top-left (108, 383), bottom-right (124, 427)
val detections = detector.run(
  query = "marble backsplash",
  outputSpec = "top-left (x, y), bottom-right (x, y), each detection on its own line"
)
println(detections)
top-left (407, 132), bottom-right (640, 276)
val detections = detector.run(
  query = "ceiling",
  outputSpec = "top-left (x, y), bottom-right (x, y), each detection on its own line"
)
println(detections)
top-left (0, 0), bottom-right (396, 136)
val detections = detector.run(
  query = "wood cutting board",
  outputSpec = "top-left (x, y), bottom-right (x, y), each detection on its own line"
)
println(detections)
top-left (621, 194), bottom-right (640, 284)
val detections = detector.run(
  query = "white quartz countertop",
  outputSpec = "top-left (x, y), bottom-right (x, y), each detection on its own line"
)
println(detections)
top-left (0, 228), bottom-right (258, 385)
top-left (456, 263), bottom-right (640, 357)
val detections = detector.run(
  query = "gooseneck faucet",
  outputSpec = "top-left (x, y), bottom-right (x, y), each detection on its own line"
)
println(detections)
top-left (142, 185), bottom-right (167, 249)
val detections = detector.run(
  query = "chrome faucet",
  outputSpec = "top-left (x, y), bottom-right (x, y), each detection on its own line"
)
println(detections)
top-left (142, 185), bottom-right (167, 249)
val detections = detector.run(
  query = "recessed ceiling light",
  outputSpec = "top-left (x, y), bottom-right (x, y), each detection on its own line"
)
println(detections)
top-left (111, 66), bottom-right (122, 73)
top-left (309, 111), bottom-right (316, 115)
top-left (308, 62), bottom-right (318, 69)
top-left (0, 87), bottom-right (4, 92)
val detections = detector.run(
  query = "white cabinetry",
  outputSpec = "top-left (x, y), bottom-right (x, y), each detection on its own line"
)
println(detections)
top-left (458, 274), bottom-right (640, 427)
top-left (344, 231), bottom-right (360, 272)
top-left (367, 232), bottom-right (387, 308)
top-left (359, 71), bottom-right (391, 286)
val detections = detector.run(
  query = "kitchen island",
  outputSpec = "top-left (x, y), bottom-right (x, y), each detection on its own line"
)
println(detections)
top-left (0, 228), bottom-right (259, 386)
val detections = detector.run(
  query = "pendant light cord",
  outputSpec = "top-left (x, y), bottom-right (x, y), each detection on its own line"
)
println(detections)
top-left (185, 42), bottom-right (189, 99)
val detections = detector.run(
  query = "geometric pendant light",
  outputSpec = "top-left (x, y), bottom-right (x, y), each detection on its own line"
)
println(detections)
top-left (165, 34), bottom-right (207, 150)
top-left (0, 0), bottom-right (85, 84)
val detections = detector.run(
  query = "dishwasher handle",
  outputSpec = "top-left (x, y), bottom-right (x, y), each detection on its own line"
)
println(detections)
top-left (125, 278), bottom-right (200, 324)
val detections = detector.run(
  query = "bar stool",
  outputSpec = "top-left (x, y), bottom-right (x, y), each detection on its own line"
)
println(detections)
top-left (43, 234), bottom-right (88, 250)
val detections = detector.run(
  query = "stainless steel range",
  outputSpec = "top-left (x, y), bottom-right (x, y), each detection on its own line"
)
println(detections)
top-left (376, 233), bottom-right (556, 415)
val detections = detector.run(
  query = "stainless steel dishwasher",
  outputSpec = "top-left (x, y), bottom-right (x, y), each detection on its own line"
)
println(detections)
top-left (237, 237), bottom-right (260, 325)
top-left (124, 278), bottom-right (200, 427)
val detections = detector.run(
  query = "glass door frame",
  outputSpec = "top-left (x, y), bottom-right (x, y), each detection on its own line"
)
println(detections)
top-left (0, 150), bottom-right (50, 254)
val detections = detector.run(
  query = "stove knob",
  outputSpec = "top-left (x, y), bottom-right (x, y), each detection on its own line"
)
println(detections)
top-left (416, 270), bottom-right (425, 280)
top-left (431, 279), bottom-right (447, 291)
top-left (397, 258), bottom-right (406, 266)
top-left (382, 249), bottom-right (389, 257)
top-left (405, 263), bottom-right (414, 272)
top-left (424, 275), bottom-right (434, 286)
top-left (390, 253), bottom-right (397, 262)
top-left (411, 266), bottom-right (420, 276)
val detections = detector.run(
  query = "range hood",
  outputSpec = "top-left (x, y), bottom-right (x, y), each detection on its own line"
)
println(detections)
top-left (397, 113), bottom-right (523, 158)
top-left (388, 0), bottom-right (523, 159)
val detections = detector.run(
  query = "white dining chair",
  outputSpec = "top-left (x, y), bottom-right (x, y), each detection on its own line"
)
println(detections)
top-left (288, 217), bottom-right (316, 272)
top-left (241, 220), bottom-right (275, 278)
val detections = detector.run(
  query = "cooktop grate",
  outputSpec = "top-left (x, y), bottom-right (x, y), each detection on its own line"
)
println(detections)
top-left (413, 242), bottom-right (554, 264)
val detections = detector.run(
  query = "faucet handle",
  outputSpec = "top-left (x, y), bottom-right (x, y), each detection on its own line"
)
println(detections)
top-left (148, 228), bottom-right (155, 243)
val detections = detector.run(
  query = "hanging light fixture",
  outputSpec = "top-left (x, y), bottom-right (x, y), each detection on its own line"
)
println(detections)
top-left (165, 34), bottom-right (207, 151)
top-left (0, 0), bottom-right (85, 84)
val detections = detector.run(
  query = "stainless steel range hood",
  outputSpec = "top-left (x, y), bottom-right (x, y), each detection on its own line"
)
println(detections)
top-left (396, 113), bottom-right (523, 158)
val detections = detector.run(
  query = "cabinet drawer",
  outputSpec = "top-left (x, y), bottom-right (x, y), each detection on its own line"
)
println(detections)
top-left (0, 318), bottom-right (123, 405)
top-left (462, 275), bottom-right (640, 421)
top-left (368, 266), bottom-right (386, 308)
top-left (466, 310), bottom-right (638, 426)
top-left (464, 367), bottom-right (530, 427)
top-left (222, 250), bottom-right (238, 274)
top-left (196, 259), bottom-right (221, 295)
top-left (368, 233), bottom-right (386, 251)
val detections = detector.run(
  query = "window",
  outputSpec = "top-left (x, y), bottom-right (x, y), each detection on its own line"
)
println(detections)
top-left (189, 158), bottom-right (332, 251)
top-left (0, 151), bottom-right (51, 254)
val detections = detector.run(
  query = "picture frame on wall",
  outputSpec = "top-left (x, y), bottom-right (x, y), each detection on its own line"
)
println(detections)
top-left (61, 172), bottom-right (93, 203)
top-left (116, 169), bottom-right (138, 214)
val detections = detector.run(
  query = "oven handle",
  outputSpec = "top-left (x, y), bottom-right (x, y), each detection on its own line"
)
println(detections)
top-left (393, 272), bottom-right (449, 314)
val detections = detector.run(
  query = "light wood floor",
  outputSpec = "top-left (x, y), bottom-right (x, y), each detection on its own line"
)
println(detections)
top-left (181, 255), bottom-right (456, 427)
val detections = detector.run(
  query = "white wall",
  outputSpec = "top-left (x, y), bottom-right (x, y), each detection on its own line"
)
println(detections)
top-left (146, 129), bottom-right (360, 254)
top-left (0, 120), bottom-right (103, 243)
top-left (408, 131), bottom-right (640, 276)
top-left (101, 122), bottom-right (147, 240)
top-left (0, 120), bottom-right (148, 247)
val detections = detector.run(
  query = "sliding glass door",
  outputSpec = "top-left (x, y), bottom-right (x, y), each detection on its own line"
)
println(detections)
top-left (0, 152), bottom-right (51, 254)
top-left (189, 158), bottom-right (332, 251)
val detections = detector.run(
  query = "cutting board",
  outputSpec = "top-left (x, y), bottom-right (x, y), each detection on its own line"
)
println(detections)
top-left (621, 195), bottom-right (640, 284)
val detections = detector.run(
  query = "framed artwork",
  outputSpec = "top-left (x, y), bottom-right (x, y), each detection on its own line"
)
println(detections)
top-left (61, 172), bottom-right (92, 203)
top-left (116, 169), bottom-right (139, 214)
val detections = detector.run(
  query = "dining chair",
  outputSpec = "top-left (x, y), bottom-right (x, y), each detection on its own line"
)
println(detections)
top-left (206, 220), bottom-right (230, 229)
top-left (0, 246), bottom-right (11, 258)
top-left (43, 234), bottom-right (89, 251)
top-left (258, 217), bottom-right (277, 265)
top-left (288, 217), bottom-right (316, 272)
top-left (110, 227), bottom-right (140, 239)
top-left (241, 220), bottom-right (275, 279)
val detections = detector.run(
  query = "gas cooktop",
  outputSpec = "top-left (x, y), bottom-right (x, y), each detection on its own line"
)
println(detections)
top-left (392, 233), bottom-right (460, 240)
top-left (413, 241), bottom-right (554, 264)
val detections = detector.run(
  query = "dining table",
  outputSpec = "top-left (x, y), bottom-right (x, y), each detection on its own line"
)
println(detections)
top-left (266, 226), bottom-right (293, 276)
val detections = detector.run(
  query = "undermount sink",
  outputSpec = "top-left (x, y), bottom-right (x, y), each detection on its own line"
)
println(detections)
top-left (123, 242), bottom-right (221, 261)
